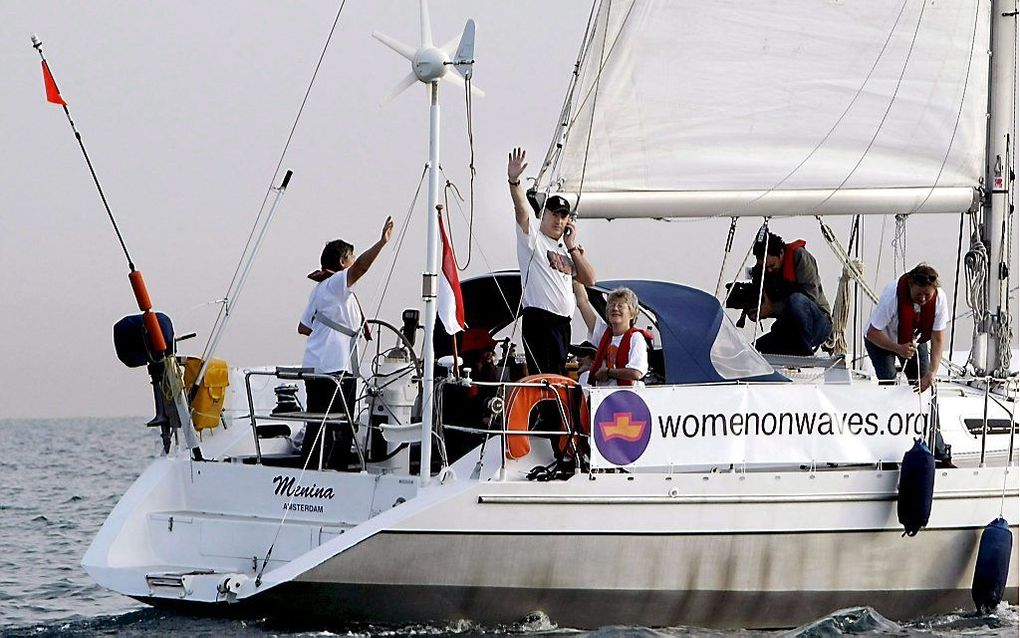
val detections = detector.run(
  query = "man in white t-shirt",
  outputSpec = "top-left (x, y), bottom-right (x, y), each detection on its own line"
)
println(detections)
top-left (575, 282), bottom-right (650, 387)
top-left (297, 216), bottom-right (394, 469)
top-left (508, 147), bottom-right (596, 375)
top-left (865, 264), bottom-right (947, 392)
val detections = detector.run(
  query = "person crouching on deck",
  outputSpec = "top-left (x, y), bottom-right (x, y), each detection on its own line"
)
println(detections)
top-left (747, 231), bottom-right (832, 356)
top-left (508, 147), bottom-right (596, 375)
top-left (574, 282), bottom-right (651, 387)
top-left (297, 216), bottom-right (394, 470)
top-left (865, 264), bottom-right (947, 392)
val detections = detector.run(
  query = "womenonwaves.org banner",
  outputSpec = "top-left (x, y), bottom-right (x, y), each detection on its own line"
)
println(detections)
top-left (588, 384), bottom-right (933, 469)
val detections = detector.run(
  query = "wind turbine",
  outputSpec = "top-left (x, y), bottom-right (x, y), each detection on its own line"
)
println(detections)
top-left (373, 1), bottom-right (478, 487)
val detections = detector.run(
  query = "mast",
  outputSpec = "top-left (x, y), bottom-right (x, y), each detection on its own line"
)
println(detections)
top-left (419, 82), bottom-right (441, 484)
top-left (976, 0), bottom-right (1017, 377)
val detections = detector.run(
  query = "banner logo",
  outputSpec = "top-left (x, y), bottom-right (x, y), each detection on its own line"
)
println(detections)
top-left (593, 390), bottom-right (652, 465)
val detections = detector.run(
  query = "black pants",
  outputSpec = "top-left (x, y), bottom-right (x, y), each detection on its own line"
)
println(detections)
top-left (301, 374), bottom-right (357, 470)
top-left (522, 307), bottom-right (571, 375)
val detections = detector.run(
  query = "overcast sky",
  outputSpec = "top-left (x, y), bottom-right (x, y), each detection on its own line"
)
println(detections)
top-left (3, 1), bottom-right (1015, 419)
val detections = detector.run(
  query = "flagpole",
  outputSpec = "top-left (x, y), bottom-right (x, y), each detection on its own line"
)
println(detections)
top-left (451, 335), bottom-right (461, 378)
top-left (31, 35), bottom-right (137, 275)
top-left (31, 34), bottom-right (202, 458)
top-left (30, 33), bottom-right (166, 356)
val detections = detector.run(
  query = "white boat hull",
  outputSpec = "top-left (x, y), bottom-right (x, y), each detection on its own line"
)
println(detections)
top-left (84, 450), bottom-right (1018, 629)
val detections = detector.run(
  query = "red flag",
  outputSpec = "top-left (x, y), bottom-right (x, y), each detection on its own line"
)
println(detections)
top-left (437, 211), bottom-right (466, 335)
top-left (41, 60), bottom-right (66, 106)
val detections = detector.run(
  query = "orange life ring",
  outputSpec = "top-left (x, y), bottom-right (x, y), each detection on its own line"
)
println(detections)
top-left (505, 374), bottom-right (589, 460)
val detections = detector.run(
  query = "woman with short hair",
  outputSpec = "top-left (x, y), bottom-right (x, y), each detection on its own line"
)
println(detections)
top-left (574, 282), bottom-right (651, 387)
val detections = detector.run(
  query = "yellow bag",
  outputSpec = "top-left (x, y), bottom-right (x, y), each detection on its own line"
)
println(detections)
top-left (184, 357), bottom-right (230, 431)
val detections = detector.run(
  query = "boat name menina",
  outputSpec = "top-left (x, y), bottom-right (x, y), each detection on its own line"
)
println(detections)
top-left (272, 475), bottom-right (336, 500)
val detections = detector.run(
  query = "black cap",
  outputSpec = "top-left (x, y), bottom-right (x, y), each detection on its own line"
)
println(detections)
top-left (545, 195), bottom-right (572, 215)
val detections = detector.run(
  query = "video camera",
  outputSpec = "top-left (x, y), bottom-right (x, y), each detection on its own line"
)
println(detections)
top-left (724, 265), bottom-right (765, 328)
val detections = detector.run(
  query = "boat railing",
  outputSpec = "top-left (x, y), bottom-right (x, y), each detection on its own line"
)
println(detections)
top-left (237, 366), bottom-right (1015, 478)
top-left (242, 367), bottom-right (365, 470)
top-left (237, 367), bottom-right (590, 476)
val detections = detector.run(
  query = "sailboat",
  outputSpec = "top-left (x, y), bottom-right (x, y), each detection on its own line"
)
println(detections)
top-left (80, 0), bottom-right (1017, 629)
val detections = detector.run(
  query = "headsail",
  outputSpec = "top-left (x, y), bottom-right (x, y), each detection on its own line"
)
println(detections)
top-left (539, 0), bottom-right (990, 219)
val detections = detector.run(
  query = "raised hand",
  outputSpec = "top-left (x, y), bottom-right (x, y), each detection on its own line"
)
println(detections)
top-left (380, 216), bottom-right (395, 243)
top-left (508, 147), bottom-right (528, 181)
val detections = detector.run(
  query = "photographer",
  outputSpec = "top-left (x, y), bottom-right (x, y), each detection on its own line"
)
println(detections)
top-left (742, 232), bottom-right (832, 356)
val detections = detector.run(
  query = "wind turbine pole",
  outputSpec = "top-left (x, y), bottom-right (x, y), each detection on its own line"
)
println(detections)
top-left (419, 81), bottom-right (441, 486)
top-left (372, 0), bottom-right (480, 486)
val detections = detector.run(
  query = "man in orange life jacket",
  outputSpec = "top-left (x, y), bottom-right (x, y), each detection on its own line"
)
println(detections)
top-left (865, 264), bottom-right (947, 392)
top-left (746, 231), bottom-right (832, 356)
top-left (574, 282), bottom-right (651, 386)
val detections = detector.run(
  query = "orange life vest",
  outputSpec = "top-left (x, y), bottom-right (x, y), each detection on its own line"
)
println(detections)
top-left (590, 326), bottom-right (652, 387)
top-left (781, 240), bottom-right (807, 283)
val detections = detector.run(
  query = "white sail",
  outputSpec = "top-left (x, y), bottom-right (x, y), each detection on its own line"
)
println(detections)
top-left (543, 0), bottom-right (990, 218)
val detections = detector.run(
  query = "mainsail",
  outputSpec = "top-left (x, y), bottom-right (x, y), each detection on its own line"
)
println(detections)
top-left (539, 0), bottom-right (990, 218)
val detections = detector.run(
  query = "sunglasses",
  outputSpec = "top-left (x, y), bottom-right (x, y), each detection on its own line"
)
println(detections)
top-left (910, 273), bottom-right (938, 285)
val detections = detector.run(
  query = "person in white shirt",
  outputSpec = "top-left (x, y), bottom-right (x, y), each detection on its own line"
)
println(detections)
top-left (574, 282), bottom-right (650, 387)
top-left (865, 264), bottom-right (947, 392)
top-left (508, 147), bottom-right (596, 375)
top-left (297, 216), bottom-right (394, 469)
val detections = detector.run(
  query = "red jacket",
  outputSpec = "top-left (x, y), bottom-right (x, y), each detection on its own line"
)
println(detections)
top-left (896, 274), bottom-right (937, 344)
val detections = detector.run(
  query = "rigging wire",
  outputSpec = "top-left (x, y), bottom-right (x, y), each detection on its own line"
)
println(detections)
top-left (536, 0), bottom-right (602, 188)
top-left (362, 165), bottom-right (429, 346)
top-left (574, 0), bottom-right (621, 204)
top-left (995, 132), bottom-right (1015, 374)
top-left (256, 378), bottom-right (344, 587)
top-left (914, 0), bottom-right (983, 212)
top-left (809, 0), bottom-right (931, 215)
top-left (872, 215), bottom-right (888, 290)
top-left (564, 1), bottom-right (638, 140)
top-left (950, 212), bottom-right (966, 354)
top-left (727, 0), bottom-right (914, 217)
top-left (199, 0), bottom-right (350, 362)
top-left (452, 76), bottom-right (478, 270)
top-left (714, 217), bottom-right (739, 298)
top-left (751, 219), bottom-right (771, 346)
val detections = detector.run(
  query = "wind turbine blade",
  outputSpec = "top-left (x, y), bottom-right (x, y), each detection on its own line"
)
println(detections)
top-left (440, 34), bottom-right (460, 57)
top-left (372, 31), bottom-right (415, 61)
top-left (419, 0), bottom-right (433, 48)
top-left (441, 72), bottom-right (484, 98)
top-left (381, 71), bottom-right (421, 105)
top-left (454, 19), bottom-right (476, 80)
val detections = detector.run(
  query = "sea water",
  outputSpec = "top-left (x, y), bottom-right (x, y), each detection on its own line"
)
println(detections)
top-left (0, 418), bottom-right (1016, 637)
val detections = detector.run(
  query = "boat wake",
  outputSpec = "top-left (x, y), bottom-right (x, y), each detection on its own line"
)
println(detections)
top-left (1, 605), bottom-right (1017, 638)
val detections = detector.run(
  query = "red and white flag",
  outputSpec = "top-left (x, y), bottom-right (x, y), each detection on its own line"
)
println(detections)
top-left (437, 210), bottom-right (466, 335)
